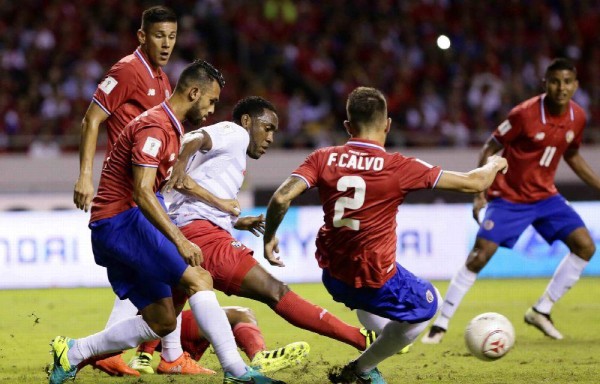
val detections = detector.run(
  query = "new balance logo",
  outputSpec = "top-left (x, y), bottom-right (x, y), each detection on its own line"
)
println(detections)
top-left (147, 88), bottom-right (156, 96)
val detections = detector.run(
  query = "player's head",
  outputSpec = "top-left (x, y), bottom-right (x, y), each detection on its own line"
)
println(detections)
top-left (543, 58), bottom-right (578, 109)
top-left (175, 59), bottom-right (225, 126)
top-left (137, 6), bottom-right (178, 68)
top-left (344, 87), bottom-right (391, 137)
top-left (233, 96), bottom-right (279, 159)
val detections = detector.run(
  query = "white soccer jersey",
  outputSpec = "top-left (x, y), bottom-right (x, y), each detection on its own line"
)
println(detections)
top-left (169, 121), bottom-right (249, 233)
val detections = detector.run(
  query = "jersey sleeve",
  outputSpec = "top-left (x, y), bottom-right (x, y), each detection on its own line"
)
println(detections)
top-left (492, 108), bottom-right (523, 146)
top-left (131, 126), bottom-right (169, 168)
top-left (92, 62), bottom-right (137, 116)
top-left (397, 156), bottom-right (443, 190)
top-left (291, 150), bottom-right (322, 188)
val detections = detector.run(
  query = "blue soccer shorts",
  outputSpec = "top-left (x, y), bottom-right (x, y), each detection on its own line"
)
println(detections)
top-left (322, 263), bottom-right (439, 323)
top-left (90, 205), bottom-right (188, 310)
top-left (477, 194), bottom-right (585, 248)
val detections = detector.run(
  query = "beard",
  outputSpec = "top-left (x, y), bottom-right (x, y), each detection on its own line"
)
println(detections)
top-left (186, 103), bottom-right (203, 126)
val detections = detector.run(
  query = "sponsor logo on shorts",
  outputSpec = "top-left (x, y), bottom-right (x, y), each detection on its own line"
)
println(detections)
top-left (426, 289), bottom-right (434, 303)
top-left (483, 219), bottom-right (495, 230)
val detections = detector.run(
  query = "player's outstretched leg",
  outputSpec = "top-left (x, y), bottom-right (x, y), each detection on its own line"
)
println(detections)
top-left (250, 341), bottom-right (310, 373)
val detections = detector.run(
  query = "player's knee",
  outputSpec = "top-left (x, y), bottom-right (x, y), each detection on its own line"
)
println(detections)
top-left (466, 250), bottom-right (488, 273)
top-left (146, 314), bottom-right (177, 337)
top-left (572, 239), bottom-right (596, 260)
top-left (228, 306), bottom-right (258, 325)
top-left (270, 282), bottom-right (291, 304)
top-left (182, 267), bottom-right (214, 295)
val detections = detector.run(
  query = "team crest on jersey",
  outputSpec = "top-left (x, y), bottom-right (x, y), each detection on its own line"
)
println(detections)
top-left (426, 289), bottom-right (434, 303)
top-left (565, 130), bottom-right (575, 143)
top-left (231, 241), bottom-right (243, 248)
top-left (483, 219), bottom-right (495, 231)
top-left (99, 76), bottom-right (118, 94)
top-left (534, 132), bottom-right (545, 141)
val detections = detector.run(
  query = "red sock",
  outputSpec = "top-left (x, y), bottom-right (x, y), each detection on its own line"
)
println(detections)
top-left (233, 323), bottom-right (266, 360)
top-left (274, 291), bottom-right (366, 350)
top-left (137, 339), bottom-right (160, 355)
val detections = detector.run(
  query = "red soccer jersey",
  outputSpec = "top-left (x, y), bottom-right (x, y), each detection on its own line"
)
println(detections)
top-left (92, 48), bottom-right (172, 152)
top-left (292, 138), bottom-right (442, 288)
top-left (488, 95), bottom-right (586, 203)
top-left (90, 101), bottom-right (183, 223)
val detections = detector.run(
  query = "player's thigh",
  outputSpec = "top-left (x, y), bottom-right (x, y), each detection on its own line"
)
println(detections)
top-left (477, 198), bottom-right (534, 248)
top-left (533, 195), bottom-right (589, 252)
top-left (181, 220), bottom-right (259, 295)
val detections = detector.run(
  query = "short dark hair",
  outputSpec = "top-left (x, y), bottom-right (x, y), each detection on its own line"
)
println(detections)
top-left (141, 6), bottom-right (177, 31)
top-left (346, 87), bottom-right (387, 126)
top-left (545, 58), bottom-right (577, 78)
top-left (232, 96), bottom-right (277, 124)
top-left (174, 59), bottom-right (225, 93)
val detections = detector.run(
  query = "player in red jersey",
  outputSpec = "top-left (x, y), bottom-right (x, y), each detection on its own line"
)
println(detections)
top-left (74, 5), bottom-right (177, 212)
top-left (263, 86), bottom-right (507, 383)
top-left (48, 60), bottom-right (283, 384)
top-left (422, 58), bottom-right (600, 344)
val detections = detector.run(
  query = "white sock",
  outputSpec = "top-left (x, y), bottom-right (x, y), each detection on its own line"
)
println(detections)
top-left (188, 291), bottom-right (246, 376)
top-left (68, 315), bottom-right (159, 366)
top-left (105, 298), bottom-right (138, 328)
top-left (356, 318), bottom-right (428, 373)
top-left (535, 252), bottom-right (588, 314)
top-left (356, 310), bottom-right (391, 334)
top-left (433, 265), bottom-right (477, 330)
top-left (160, 312), bottom-right (183, 362)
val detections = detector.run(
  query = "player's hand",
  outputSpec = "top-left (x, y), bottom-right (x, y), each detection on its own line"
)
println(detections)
top-left (216, 198), bottom-right (241, 217)
top-left (234, 214), bottom-right (265, 237)
top-left (73, 176), bottom-right (94, 212)
top-left (177, 240), bottom-right (204, 266)
top-left (163, 163), bottom-right (187, 193)
top-left (264, 236), bottom-right (285, 267)
top-left (487, 155), bottom-right (508, 174)
top-left (472, 193), bottom-right (488, 224)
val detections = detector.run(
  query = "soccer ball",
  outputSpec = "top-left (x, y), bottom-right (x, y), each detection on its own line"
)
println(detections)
top-left (464, 312), bottom-right (515, 361)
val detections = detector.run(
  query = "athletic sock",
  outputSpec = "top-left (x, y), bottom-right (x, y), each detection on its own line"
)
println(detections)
top-left (160, 312), bottom-right (183, 362)
top-left (233, 323), bottom-right (266, 361)
top-left (433, 265), bottom-right (477, 330)
top-left (274, 290), bottom-right (365, 350)
top-left (188, 291), bottom-right (246, 376)
top-left (137, 339), bottom-right (160, 355)
top-left (535, 252), bottom-right (588, 314)
top-left (105, 298), bottom-right (138, 328)
top-left (356, 319), bottom-right (427, 373)
top-left (68, 315), bottom-right (159, 366)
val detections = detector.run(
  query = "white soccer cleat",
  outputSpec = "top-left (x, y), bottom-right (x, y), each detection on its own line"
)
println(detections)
top-left (524, 307), bottom-right (563, 340)
top-left (421, 325), bottom-right (446, 344)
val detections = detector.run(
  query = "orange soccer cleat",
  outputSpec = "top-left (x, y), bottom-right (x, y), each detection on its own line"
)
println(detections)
top-left (91, 353), bottom-right (140, 377)
top-left (156, 351), bottom-right (216, 375)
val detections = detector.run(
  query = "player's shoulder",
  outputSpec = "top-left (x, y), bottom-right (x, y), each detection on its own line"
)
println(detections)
top-left (108, 52), bottom-right (140, 77)
top-left (202, 121), bottom-right (247, 138)
top-left (569, 100), bottom-right (587, 123)
top-left (510, 95), bottom-right (541, 117)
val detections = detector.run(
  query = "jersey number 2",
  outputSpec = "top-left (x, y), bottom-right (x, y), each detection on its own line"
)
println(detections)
top-left (333, 176), bottom-right (366, 230)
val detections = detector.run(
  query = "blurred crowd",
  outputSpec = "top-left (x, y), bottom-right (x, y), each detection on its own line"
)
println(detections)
top-left (1, 0), bottom-right (600, 156)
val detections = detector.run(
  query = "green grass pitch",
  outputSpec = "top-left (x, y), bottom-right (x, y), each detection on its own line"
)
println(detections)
top-left (1, 278), bottom-right (599, 383)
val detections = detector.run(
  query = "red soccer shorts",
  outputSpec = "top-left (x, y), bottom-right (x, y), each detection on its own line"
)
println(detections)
top-left (180, 220), bottom-right (257, 295)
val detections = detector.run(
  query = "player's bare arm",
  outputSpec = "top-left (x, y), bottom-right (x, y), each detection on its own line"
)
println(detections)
top-left (73, 102), bottom-right (109, 212)
top-left (163, 130), bottom-right (240, 216)
top-left (435, 155), bottom-right (508, 194)
top-left (564, 147), bottom-right (600, 192)
top-left (263, 176), bottom-right (308, 267)
top-left (132, 165), bottom-right (203, 266)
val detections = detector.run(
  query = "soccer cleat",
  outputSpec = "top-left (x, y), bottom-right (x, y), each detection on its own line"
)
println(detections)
top-left (359, 327), bottom-right (377, 349)
top-left (420, 325), bottom-right (447, 344)
top-left (328, 360), bottom-right (386, 384)
top-left (250, 341), bottom-right (310, 373)
top-left (524, 307), bottom-right (563, 340)
top-left (398, 343), bottom-right (412, 354)
top-left (91, 353), bottom-right (140, 376)
top-left (156, 351), bottom-right (216, 375)
top-left (47, 336), bottom-right (78, 384)
top-left (223, 366), bottom-right (286, 383)
top-left (128, 352), bottom-right (154, 375)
